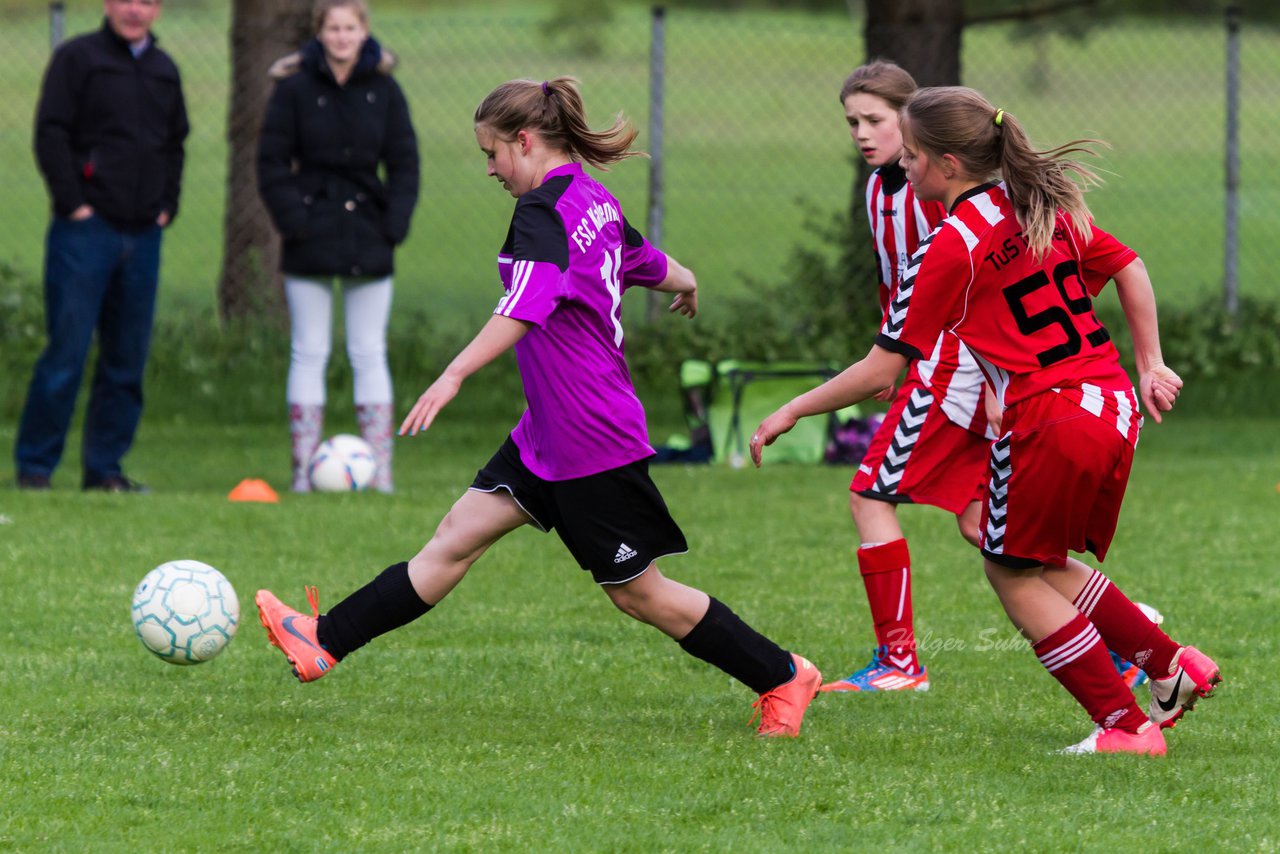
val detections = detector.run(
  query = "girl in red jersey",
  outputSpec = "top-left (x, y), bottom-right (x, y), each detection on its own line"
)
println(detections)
top-left (825, 61), bottom-right (996, 692)
top-left (753, 86), bottom-right (1220, 755)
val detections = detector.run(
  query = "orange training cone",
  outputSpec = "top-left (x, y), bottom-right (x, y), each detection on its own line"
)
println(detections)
top-left (228, 478), bottom-right (279, 503)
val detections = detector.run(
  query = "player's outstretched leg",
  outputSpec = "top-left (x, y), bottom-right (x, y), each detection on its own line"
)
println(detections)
top-left (615, 574), bottom-right (823, 738)
top-left (1148, 646), bottom-right (1222, 730)
top-left (256, 586), bottom-right (338, 682)
top-left (257, 561), bottom-right (437, 683)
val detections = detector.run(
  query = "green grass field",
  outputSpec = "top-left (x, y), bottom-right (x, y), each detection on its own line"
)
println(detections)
top-left (1, 413), bottom-right (1276, 850)
top-left (1, 3), bottom-right (1278, 322)
top-left (2, 5), bottom-right (1278, 848)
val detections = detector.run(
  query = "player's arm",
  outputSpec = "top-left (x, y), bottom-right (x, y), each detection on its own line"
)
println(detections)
top-left (750, 345), bottom-right (905, 467)
top-left (650, 254), bottom-right (697, 318)
top-left (983, 381), bottom-right (1004, 436)
top-left (620, 217), bottom-right (696, 318)
top-left (751, 223), bottom-right (962, 465)
top-left (1111, 257), bottom-right (1182, 422)
top-left (399, 314), bottom-right (531, 436)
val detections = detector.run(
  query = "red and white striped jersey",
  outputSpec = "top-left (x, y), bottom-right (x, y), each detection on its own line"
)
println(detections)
top-left (866, 161), bottom-right (945, 317)
top-left (876, 182), bottom-right (1140, 441)
top-left (866, 162), bottom-right (989, 436)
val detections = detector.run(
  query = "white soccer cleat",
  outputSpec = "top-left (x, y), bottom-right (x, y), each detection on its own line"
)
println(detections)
top-left (1149, 646), bottom-right (1221, 730)
top-left (1136, 602), bottom-right (1164, 625)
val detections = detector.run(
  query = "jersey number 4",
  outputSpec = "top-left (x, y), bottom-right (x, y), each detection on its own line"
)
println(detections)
top-left (600, 246), bottom-right (624, 348)
top-left (1002, 259), bottom-right (1110, 368)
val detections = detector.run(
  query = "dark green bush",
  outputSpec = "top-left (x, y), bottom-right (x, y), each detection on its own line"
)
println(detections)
top-left (625, 199), bottom-right (881, 382)
top-left (0, 262), bottom-right (48, 417)
top-left (4, 234), bottom-right (1278, 428)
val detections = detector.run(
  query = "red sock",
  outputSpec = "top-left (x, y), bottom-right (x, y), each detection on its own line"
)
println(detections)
top-left (1072, 569), bottom-right (1179, 677)
top-left (1033, 613), bottom-right (1147, 733)
top-left (857, 539), bottom-right (918, 673)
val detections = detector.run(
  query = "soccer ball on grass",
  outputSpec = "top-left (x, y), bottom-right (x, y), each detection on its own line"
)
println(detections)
top-left (131, 560), bottom-right (240, 665)
top-left (308, 433), bottom-right (377, 492)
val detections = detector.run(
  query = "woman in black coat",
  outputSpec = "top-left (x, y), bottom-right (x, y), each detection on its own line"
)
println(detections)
top-left (257, 0), bottom-right (419, 493)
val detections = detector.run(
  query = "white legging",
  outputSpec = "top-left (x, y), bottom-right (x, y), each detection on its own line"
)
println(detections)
top-left (285, 275), bottom-right (393, 406)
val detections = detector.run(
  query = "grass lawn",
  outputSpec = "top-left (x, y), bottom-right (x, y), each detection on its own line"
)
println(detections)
top-left (0, 412), bottom-right (1275, 850)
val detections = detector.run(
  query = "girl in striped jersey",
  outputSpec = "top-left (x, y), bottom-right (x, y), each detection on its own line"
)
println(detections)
top-left (255, 76), bottom-right (822, 738)
top-left (824, 62), bottom-right (998, 693)
top-left (752, 86), bottom-right (1219, 755)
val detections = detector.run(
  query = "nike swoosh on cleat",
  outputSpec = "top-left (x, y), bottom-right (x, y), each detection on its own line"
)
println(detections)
top-left (1156, 671), bottom-right (1185, 712)
top-left (281, 616), bottom-right (324, 652)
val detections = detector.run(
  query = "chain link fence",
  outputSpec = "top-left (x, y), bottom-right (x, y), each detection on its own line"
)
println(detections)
top-left (2, 2), bottom-right (1277, 327)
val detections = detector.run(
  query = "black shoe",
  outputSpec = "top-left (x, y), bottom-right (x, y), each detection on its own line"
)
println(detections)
top-left (17, 473), bottom-right (51, 491)
top-left (83, 474), bottom-right (150, 493)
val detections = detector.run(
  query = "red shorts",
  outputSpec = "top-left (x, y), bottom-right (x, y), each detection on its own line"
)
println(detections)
top-left (849, 371), bottom-right (989, 515)
top-left (981, 390), bottom-right (1137, 568)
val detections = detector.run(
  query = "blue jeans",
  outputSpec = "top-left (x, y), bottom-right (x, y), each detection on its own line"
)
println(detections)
top-left (15, 215), bottom-right (162, 483)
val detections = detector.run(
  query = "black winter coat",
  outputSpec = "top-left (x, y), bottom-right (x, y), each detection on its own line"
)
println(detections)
top-left (34, 20), bottom-right (188, 232)
top-left (257, 37), bottom-right (419, 278)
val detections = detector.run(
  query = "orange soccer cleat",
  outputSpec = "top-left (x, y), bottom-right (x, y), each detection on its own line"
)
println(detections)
top-left (751, 653), bottom-right (822, 737)
top-left (255, 586), bottom-right (337, 683)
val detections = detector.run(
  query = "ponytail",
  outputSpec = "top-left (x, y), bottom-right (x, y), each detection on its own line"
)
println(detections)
top-left (474, 76), bottom-right (643, 170)
top-left (903, 86), bottom-right (1103, 258)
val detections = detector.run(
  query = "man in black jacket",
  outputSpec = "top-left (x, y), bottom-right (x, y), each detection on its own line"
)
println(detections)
top-left (16, 0), bottom-right (188, 492)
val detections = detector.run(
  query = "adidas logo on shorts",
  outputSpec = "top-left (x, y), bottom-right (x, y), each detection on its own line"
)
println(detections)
top-left (614, 543), bottom-right (638, 563)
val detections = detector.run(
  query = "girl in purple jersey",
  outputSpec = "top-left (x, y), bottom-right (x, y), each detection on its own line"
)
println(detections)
top-left (255, 76), bottom-right (822, 737)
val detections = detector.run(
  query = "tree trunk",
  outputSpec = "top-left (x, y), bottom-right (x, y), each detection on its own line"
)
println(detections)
top-left (864, 0), bottom-right (964, 87)
top-left (852, 0), bottom-right (964, 222)
top-left (219, 0), bottom-right (312, 322)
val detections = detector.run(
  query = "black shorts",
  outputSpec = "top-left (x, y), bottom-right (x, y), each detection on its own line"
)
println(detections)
top-left (470, 437), bottom-right (689, 584)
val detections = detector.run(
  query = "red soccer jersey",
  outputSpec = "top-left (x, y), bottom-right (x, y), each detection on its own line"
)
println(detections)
top-left (876, 183), bottom-right (1138, 413)
top-left (866, 161), bottom-right (946, 317)
top-left (868, 162), bottom-right (990, 436)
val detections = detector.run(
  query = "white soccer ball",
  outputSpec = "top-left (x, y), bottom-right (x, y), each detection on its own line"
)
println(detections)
top-left (131, 560), bottom-right (240, 665)
top-left (1136, 602), bottom-right (1164, 625)
top-left (308, 433), bottom-right (377, 492)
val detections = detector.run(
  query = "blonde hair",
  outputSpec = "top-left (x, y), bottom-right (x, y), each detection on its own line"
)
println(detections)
top-left (839, 60), bottom-right (918, 110)
top-left (474, 77), bottom-right (642, 170)
top-left (313, 0), bottom-right (368, 34)
top-left (903, 86), bottom-right (1103, 258)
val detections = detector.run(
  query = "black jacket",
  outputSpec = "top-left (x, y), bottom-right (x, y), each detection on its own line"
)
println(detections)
top-left (34, 20), bottom-right (188, 232)
top-left (257, 37), bottom-right (420, 278)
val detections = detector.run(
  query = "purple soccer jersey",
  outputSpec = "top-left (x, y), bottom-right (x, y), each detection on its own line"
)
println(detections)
top-left (494, 162), bottom-right (669, 481)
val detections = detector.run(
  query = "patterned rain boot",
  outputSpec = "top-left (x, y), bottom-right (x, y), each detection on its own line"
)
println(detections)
top-left (357, 402), bottom-right (394, 493)
top-left (289, 403), bottom-right (324, 493)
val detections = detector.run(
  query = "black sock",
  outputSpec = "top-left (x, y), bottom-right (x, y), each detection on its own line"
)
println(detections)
top-left (316, 562), bottom-right (431, 661)
top-left (677, 597), bottom-right (794, 694)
